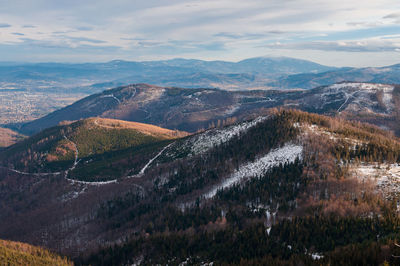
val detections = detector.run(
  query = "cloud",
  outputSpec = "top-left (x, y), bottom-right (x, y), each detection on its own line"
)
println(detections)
top-left (75, 26), bottom-right (93, 31)
top-left (68, 36), bottom-right (106, 44)
top-left (383, 12), bottom-right (400, 24)
top-left (265, 37), bottom-right (400, 52)
top-left (213, 32), bottom-right (266, 40)
top-left (383, 13), bottom-right (400, 19)
top-left (346, 21), bottom-right (383, 27)
top-left (136, 40), bottom-right (164, 47)
top-left (17, 35), bottom-right (108, 49)
top-left (0, 23), bottom-right (11, 28)
top-left (12, 32), bottom-right (24, 36)
top-left (0, 0), bottom-right (399, 65)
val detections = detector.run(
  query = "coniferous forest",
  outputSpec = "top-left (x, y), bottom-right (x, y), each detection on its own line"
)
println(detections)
top-left (64, 110), bottom-right (400, 265)
top-left (2, 108), bottom-right (400, 265)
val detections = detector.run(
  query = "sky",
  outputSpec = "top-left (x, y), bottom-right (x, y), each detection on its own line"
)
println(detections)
top-left (0, 0), bottom-right (400, 67)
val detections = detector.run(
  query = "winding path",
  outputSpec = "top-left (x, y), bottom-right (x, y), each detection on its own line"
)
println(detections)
top-left (139, 143), bottom-right (172, 175)
top-left (337, 90), bottom-right (361, 113)
top-left (2, 130), bottom-right (171, 189)
top-left (100, 93), bottom-right (121, 104)
top-left (127, 143), bottom-right (173, 178)
top-left (62, 135), bottom-right (120, 186)
top-left (0, 166), bottom-right (61, 176)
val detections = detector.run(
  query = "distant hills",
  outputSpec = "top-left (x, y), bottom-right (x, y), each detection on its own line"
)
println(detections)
top-left (16, 82), bottom-right (400, 137)
top-left (141, 56), bottom-right (335, 75)
top-left (271, 64), bottom-right (400, 89)
top-left (3, 57), bottom-right (400, 94)
top-left (0, 56), bottom-right (337, 93)
top-left (17, 83), bottom-right (316, 135)
top-left (16, 83), bottom-right (270, 134)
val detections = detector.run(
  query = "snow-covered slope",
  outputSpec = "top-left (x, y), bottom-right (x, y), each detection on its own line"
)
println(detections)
top-left (307, 82), bottom-right (395, 114)
top-left (329, 82), bottom-right (393, 91)
top-left (205, 143), bottom-right (303, 198)
top-left (171, 116), bottom-right (268, 157)
top-left (353, 163), bottom-right (400, 200)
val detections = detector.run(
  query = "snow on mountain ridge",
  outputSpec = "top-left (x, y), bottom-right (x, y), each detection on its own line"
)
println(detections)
top-left (329, 82), bottom-right (394, 92)
top-left (186, 116), bottom-right (269, 156)
top-left (318, 82), bottom-right (395, 113)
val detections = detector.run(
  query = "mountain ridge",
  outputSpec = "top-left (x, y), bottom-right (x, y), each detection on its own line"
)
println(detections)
top-left (0, 56), bottom-right (337, 95)
top-left (15, 82), bottom-right (400, 137)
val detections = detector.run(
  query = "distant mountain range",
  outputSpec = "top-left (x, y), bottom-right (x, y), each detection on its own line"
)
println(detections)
top-left (16, 82), bottom-right (400, 136)
top-left (3, 57), bottom-right (400, 93)
top-left (0, 56), bottom-right (337, 92)
top-left (271, 64), bottom-right (400, 89)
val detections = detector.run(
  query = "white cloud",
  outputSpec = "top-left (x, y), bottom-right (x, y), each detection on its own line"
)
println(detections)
top-left (265, 36), bottom-right (400, 53)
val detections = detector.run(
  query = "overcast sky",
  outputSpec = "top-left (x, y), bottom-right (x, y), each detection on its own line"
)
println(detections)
top-left (0, 0), bottom-right (400, 66)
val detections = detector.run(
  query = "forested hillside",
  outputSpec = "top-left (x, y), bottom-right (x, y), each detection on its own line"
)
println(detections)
top-left (0, 117), bottom-right (187, 176)
top-left (74, 109), bottom-right (400, 265)
top-left (2, 110), bottom-right (400, 265)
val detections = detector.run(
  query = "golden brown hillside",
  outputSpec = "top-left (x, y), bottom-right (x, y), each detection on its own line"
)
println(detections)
top-left (0, 239), bottom-right (72, 265)
top-left (0, 127), bottom-right (24, 148)
top-left (87, 117), bottom-right (189, 139)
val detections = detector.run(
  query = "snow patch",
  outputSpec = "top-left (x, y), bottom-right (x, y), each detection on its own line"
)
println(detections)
top-left (205, 143), bottom-right (303, 198)
top-left (302, 123), bottom-right (364, 148)
top-left (65, 177), bottom-right (118, 186)
top-left (325, 83), bottom-right (394, 113)
top-left (353, 163), bottom-right (400, 199)
top-left (224, 104), bottom-right (240, 116)
top-left (329, 82), bottom-right (393, 92)
top-left (310, 253), bottom-right (324, 260)
top-left (60, 186), bottom-right (87, 202)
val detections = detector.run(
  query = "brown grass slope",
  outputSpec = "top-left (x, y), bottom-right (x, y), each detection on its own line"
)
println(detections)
top-left (87, 117), bottom-right (189, 139)
top-left (0, 127), bottom-right (25, 148)
top-left (0, 239), bottom-right (72, 265)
